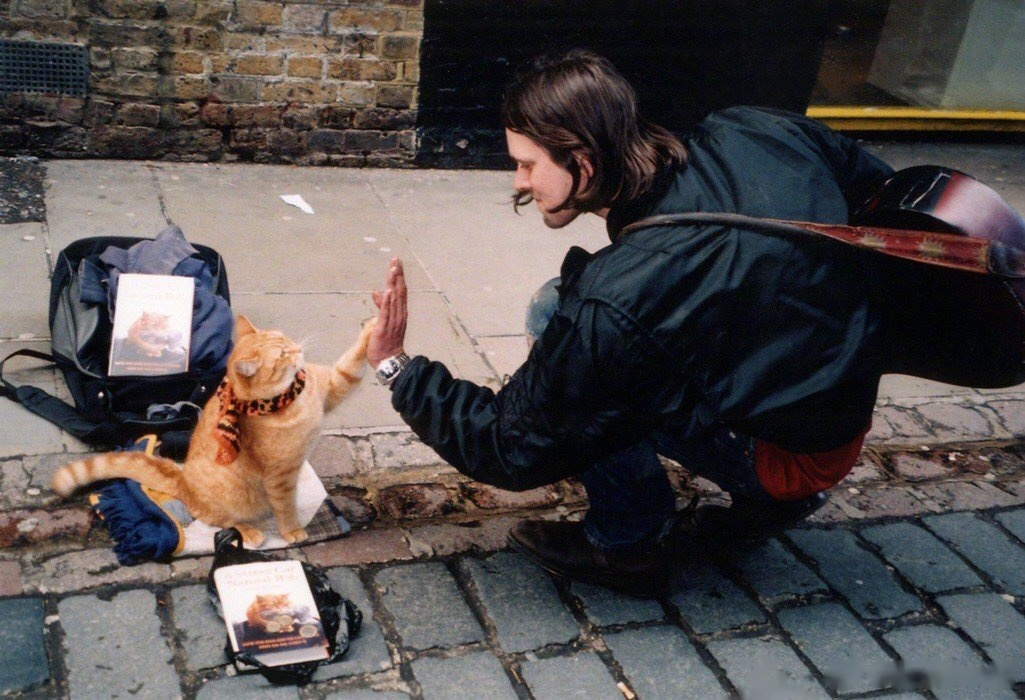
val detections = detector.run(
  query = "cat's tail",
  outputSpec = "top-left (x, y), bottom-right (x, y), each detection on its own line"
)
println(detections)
top-left (52, 452), bottom-right (183, 499)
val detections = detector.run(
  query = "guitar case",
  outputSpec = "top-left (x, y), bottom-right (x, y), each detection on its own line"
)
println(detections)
top-left (853, 166), bottom-right (1025, 388)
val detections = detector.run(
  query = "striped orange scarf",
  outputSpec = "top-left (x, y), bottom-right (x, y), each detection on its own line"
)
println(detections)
top-left (213, 369), bottom-right (307, 465)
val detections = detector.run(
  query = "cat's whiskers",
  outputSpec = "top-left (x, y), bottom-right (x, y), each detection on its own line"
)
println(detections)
top-left (296, 333), bottom-right (318, 356)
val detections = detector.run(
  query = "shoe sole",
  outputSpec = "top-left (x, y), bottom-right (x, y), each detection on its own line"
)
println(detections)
top-left (507, 534), bottom-right (669, 599)
top-left (735, 494), bottom-right (829, 549)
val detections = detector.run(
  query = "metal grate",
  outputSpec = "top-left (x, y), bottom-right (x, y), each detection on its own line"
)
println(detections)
top-left (0, 40), bottom-right (89, 97)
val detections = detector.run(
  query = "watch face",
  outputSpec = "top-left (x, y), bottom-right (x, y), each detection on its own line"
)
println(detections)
top-left (376, 354), bottom-right (410, 385)
top-left (377, 359), bottom-right (400, 384)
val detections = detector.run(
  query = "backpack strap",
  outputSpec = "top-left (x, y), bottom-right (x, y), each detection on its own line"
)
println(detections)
top-left (0, 349), bottom-right (121, 445)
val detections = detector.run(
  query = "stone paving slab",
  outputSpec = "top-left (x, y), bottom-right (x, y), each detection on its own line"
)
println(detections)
top-left (155, 163), bottom-right (435, 295)
top-left (602, 625), bottom-right (726, 700)
top-left (43, 160), bottom-right (170, 253)
top-left (0, 223), bottom-right (50, 339)
top-left (730, 538), bottom-right (828, 602)
top-left (777, 602), bottom-right (895, 694)
top-left (706, 636), bottom-right (830, 700)
top-left (883, 624), bottom-right (1016, 700)
top-left (321, 690), bottom-right (408, 700)
top-left (59, 589), bottom-right (181, 699)
top-left (0, 597), bottom-right (48, 694)
top-left (669, 564), bottom-right (765, 634)
top-left (569, 581), bottom-right (664, 627)
top-left (937, 593), bottom-right (1025, 683)
top-left (786, 528), bottom-right (924, 620)
top-left (461, 551), bottom-right (580, 654)
top-left (170, 584), bottom-right (232, 672)
top-left (315, 568), bottom-right (393, 681)
top-left (860, 521), bottom-right (985, 593)
top-left (410, 652), bottom-right (516, 699)
top-left (923, 512), bottom-right (1025, 595)
top-left (996, 508), bottom-right (1025, 543)
top-left (374, 561), bottom-right (483, 651)
top-left (519, 651), bottom-right (622, 700)
top-left (196, 672), bottom-right (300, 699)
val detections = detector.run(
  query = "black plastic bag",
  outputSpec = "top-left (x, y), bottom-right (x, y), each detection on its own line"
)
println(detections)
top-left (206, 528), bottom-right (362, 686)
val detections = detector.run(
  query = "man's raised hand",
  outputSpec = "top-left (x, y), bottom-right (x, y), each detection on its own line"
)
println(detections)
top-left (368, 257), bottom-right (408, 367)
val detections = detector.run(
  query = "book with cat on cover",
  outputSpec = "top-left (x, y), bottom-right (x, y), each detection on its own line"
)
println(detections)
top-left (212, 560), bottom-right (330, 668)
top-left (108, 273), bottom-right (194, 377)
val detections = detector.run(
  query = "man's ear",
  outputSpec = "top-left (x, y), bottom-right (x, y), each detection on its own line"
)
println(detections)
top-left (236, 315), bottom-right (257, 337)
top-left (233, 359), bottom-right (259, 377)
top-left (575, 151), bottom-right (595, 180)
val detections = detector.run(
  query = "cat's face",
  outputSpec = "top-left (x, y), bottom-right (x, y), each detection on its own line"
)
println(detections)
top-left (136, 311), bottom-right (169, 329)
top-left (248, 594), bottom-right (295, 630)
top-left (251, 593), bottom-right (291, 611)
top-left (228, 315), bottom-right (304, 399)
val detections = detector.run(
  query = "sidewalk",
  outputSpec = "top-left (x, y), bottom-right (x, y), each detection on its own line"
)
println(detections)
top-left (1, 141), bottom-right (1025, 698)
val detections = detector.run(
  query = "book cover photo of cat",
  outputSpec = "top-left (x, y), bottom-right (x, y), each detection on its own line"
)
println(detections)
top-left (53, 313), bottom-right (377, 549)
top-left (108, 273), bottom-right (194, 377)
top-left (237, 591), bottom-right (325, 646)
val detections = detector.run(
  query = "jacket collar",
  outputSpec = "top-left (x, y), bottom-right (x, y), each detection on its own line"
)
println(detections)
top-left (605, 166), bottom-right (680, 242)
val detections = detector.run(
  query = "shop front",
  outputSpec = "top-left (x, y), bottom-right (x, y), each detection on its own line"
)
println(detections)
top-left (809, 0), bottom-right (1025, 132)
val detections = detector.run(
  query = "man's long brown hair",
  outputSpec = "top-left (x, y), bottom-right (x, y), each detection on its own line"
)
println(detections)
top-left (502, 50), bottom-right (687, 214)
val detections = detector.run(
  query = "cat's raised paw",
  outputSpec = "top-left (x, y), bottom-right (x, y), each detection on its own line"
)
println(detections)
top-left (282, 527), bottom-right (309, 544)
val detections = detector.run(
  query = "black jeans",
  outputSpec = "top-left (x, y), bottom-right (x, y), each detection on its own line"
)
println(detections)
top-left (527, 277), bottom-right (773, 551)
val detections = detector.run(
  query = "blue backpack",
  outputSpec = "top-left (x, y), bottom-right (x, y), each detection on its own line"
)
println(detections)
top-left (0, 227), bottom-right (232, 456)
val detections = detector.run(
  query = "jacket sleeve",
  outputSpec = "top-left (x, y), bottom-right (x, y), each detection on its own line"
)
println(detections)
top-left (390, 300), bottom-right (664, 491)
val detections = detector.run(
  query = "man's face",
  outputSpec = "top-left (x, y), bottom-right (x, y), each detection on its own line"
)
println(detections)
top-left (506, 129), bottom-right (587, 229)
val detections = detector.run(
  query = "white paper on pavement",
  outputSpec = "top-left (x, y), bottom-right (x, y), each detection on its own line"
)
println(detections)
top-left (280, 193), bottom-right (315, 214)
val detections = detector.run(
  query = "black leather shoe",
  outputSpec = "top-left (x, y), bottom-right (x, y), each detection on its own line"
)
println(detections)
top-left (694, 491), bottom-right (828, 548)
top-left (508, 519), bottom-right (677, 598)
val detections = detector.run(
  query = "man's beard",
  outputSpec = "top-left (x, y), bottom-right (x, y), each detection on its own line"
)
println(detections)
top-left (540, 204), bottom-right (580, 229)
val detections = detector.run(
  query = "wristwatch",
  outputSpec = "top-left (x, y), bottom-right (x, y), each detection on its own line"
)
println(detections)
top-left (376, 352), bottom-right (411, 388)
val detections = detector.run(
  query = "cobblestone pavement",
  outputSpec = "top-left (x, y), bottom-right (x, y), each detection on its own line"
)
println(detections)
top-left (2, 148), bottom-right (1025, 698)
top-left (2, 445), bottom-right (1025, 698)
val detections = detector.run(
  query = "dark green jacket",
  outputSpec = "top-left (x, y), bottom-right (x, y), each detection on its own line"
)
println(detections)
top-left (392, 107), bottom-right (894, 490)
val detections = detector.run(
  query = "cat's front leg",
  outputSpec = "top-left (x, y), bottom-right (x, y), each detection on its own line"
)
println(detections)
top-left (265, 467), bottom-right (308, 544)
top-left (325, 319), bottom-right (377, 410)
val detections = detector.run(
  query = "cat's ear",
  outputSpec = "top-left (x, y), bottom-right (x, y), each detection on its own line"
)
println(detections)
top-left (235, 315), bottom-right (257, 337)
top-left (234, 358), bottom-right (260, 378)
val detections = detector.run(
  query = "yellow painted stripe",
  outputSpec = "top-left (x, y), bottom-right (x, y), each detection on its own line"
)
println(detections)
top-left (808, 106), bottom-right (1025, 120)
top-left (807, 106), bottom-right (1025, 131)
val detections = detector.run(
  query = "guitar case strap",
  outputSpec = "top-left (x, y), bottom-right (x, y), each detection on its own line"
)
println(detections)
top-left (619, 211), bottom-right (1025, 280)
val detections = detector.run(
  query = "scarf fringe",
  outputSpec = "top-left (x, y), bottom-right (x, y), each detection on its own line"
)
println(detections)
top-left (92, 480), bottom-right (181, 565)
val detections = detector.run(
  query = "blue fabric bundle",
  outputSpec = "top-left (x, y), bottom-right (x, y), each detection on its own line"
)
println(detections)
top-left (91, 478), bottom-right (183, 565)
top-left (88, 435), bottom-right (187, 565)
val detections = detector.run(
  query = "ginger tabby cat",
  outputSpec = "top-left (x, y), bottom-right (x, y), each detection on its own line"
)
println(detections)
top-left (246, 593), bottom-right (299, 633)
top-left (53, 315), bottom-right (375, 547)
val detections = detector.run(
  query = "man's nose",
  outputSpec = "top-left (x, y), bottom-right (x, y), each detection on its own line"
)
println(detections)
top-left (513, 168), bottom-right (529, 193)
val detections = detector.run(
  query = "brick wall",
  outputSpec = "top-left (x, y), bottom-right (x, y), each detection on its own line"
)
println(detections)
top-left (0, 0), bottom-right (422, 165)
